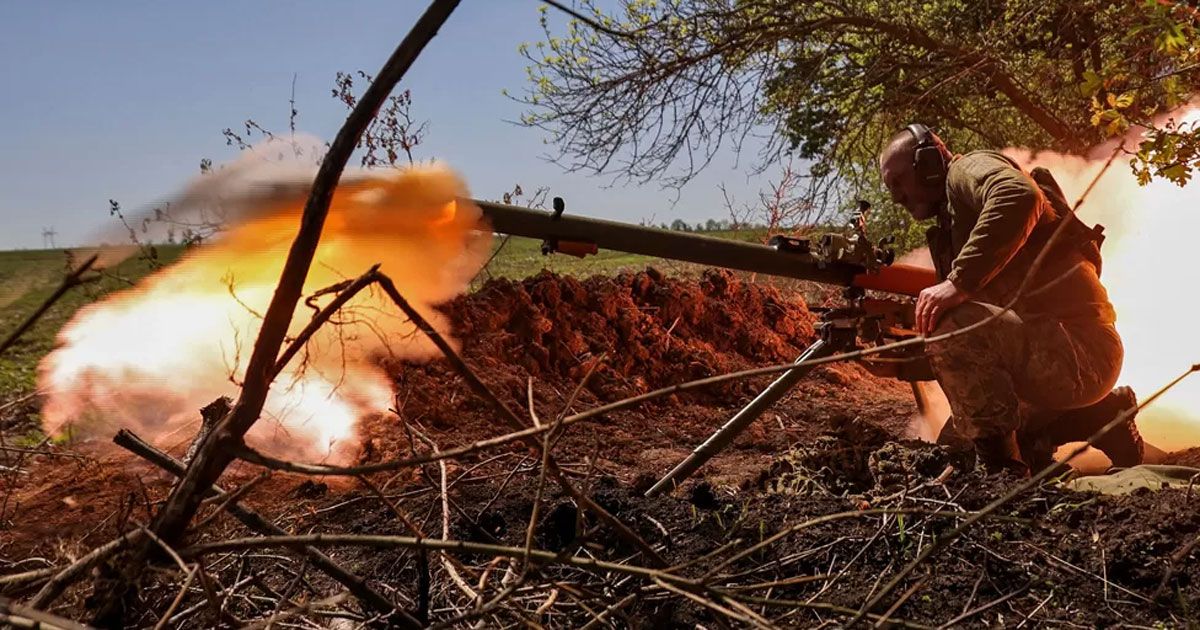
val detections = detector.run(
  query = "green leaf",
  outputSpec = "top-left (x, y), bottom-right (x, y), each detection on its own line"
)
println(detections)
top-left (1107, 92), bottom-right (1135, 109)
top-left (1158, 163), bottom-right (1189, 184)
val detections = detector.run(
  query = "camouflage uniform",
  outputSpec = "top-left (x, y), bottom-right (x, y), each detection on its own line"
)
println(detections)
top-left (924, 151), bottom-right (1123, 445)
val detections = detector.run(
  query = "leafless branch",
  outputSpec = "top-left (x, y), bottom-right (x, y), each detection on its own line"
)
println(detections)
top-left (0, 255), bottom-right (98, 357)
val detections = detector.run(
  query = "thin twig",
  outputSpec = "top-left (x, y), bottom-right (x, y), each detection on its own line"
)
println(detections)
top-left (716, 590), bottom-right (934, 630)
top-left (26, 528), bottom-right (145, 609)
top-left (154, 566), bottom-right (198, 630)
top-left (873, 576), bottom-right (927, 628)
top-left (0, 254), bottom-right (97, 357)
top-left (652, 576), bottom-right (763, 628)
top-left (240, 592), bottom-right (351, 630)
top-left (271, 266), bottom-right (380, 379)
top-left (539, 0), bottom-right (646, 39)
top-left (855, 363), bottom-right (1199, 624)
top-left (375, 273), bottom-right (667, 567)
top-left (111, 429), bottom-right (413, 626)
top-left (1027, 543), bottom-right (1151, 604)
top-left (194, 472), bottom-right (271, 531)
top-left (0, 596), bottom-right (92, 630)
top-left (1016, 590), bottom-right (1054, 629)
top-left (936, 584), bottom-right (1028, 629)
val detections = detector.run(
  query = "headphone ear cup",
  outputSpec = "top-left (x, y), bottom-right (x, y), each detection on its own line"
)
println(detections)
top-left (913, 146), bottom-right (945, 186)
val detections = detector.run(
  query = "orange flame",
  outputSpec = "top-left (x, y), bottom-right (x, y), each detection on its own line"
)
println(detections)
top-left (38, 150), bottom-right (490, 461)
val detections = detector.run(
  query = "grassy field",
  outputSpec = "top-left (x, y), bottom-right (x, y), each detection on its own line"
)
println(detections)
top-left (0, 228), bottom-right (789, 407)
top-left (0, 247), bottom-right (187, 396)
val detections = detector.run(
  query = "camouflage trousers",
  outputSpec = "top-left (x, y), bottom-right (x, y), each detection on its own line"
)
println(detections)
top-left (928, 301), bottom-right (1123, 441)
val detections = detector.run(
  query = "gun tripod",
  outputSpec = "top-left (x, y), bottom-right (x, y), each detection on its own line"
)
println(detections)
top-left (644, 317), bottom-right (863, 497)
top-left (643, 285), bottom-right (934, 498)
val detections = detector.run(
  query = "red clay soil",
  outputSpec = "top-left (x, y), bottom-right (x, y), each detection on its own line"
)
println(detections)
top-left (3, 269), bottom-right (1199, 628)
top-left (373, 268), bottom-right (915, 486)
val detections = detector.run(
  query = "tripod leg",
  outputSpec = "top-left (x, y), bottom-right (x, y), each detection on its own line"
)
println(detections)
top-left (645, 338), bottom-right (834, 497)
top-left (910, 381), bottom-right (928, 416)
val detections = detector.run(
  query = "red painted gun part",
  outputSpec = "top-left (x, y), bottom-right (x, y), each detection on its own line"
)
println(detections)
top-left (852, 263), bottom-right (938, 297)
top-left (555, 240), bottom-right (600, 258)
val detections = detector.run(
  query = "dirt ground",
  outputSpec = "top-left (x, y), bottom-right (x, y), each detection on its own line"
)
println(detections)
top-left (3, 269), bottom-right (1199, 628)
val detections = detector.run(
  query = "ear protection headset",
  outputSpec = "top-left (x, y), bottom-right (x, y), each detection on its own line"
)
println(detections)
top-left (906, 123), bottom-right (947, 188)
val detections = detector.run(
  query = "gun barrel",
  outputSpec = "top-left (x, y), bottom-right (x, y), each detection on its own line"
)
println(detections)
top-left (474, 200), bottom-right (862, 287)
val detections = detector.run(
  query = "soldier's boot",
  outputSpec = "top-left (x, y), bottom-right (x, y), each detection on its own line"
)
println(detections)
top-left (1016, 429), bottom-right (1054, 473)
top-left (935, 416), bottom-right (976, 471)
top-left (1049, 386), bottom-right (1143, 468)
top-left (973, 432), bottom-right (1029, 477)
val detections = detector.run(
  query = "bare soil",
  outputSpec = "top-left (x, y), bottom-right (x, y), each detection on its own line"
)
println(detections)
top-left (3, 269), bottom-right (1199, 628)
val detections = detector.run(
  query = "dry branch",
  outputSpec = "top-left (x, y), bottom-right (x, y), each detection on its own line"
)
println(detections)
top-left (374, 273), bottom-right (667, 567)
top-left (111, 429), bottom-right (418, 627)
top-left (0, 596), bottom-right (92, 630)
top-left (175, 530), bottom-right (946, 628)
top-left (26, 528), bottom-right (144, 610)
top-left (147, 0), bottom-right (463, 549)
top-left (0, 254), bottom-right (97, 358)
top-left (179, 533), bottom-right (698, 585)
top-left (175, 507), bottom-right (1010, 585)
top-left (0, 567), bottom-right (59, 594)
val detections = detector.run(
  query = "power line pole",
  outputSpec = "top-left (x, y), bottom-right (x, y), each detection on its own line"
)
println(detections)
top-left (41, 227), bottom-right (57, 249)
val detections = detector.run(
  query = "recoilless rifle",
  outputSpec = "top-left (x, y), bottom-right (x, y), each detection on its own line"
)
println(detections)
top-left (472, 197), bottom-right (940, 497)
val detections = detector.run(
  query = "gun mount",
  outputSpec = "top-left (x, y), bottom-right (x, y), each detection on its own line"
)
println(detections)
top-left (470, 197), bottom-right (939, 496)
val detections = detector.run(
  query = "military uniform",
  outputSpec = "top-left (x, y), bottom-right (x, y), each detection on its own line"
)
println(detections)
top-left (924, 151), bottom-right (1123, 457)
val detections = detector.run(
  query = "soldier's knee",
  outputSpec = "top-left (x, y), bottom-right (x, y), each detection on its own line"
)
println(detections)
top-left (932, 302), bottom-right (987, 335)
top-left (931, 301), bottom-right (1019, 336)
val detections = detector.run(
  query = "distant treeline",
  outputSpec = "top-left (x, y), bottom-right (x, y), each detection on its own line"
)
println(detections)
top-left (641, 218), bottom-right (770, 232)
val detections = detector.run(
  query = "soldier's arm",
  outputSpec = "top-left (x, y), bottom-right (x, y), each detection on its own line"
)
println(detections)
top-left (946, 153), bottom-right (1044, 293)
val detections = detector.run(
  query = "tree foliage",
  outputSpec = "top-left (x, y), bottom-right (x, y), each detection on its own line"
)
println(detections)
top-left (519, 0), bottom-right (1200, 204)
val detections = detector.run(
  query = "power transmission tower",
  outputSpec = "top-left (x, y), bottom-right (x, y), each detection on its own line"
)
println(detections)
top-left (42, 227), bottom-right (57, 249)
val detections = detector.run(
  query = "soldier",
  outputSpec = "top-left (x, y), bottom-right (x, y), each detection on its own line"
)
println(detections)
top-left (878, 124), bottom-right (1142, 475)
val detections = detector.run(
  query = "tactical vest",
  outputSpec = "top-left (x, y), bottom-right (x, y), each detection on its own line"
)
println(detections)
top-left (925, 159), bottom-right (1105, 284)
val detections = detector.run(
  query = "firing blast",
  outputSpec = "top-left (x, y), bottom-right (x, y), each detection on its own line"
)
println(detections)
top-left (38, 140), bottom-right (491, 461)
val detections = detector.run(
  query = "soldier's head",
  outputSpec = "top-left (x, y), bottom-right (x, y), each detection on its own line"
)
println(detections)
top-left (879, 124), bottom-right (951, 220)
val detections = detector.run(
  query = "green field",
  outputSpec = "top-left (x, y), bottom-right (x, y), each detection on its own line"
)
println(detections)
top-left (0, 247), bottom-right (188, 396)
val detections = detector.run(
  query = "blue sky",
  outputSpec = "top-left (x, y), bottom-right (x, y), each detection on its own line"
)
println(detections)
top-left (0, 1), bottom-right (773, 250)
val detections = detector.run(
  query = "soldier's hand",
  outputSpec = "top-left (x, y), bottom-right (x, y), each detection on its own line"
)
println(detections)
top-left (916, 279), bottom-right (970, 335)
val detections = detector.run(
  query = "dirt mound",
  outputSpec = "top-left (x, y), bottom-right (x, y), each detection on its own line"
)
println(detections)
top-left (1162, 446), bottom-right (1200, 467)
top-left (434, 267), bottom-right (815, 400)
top-left (758, 415), bottom-right (962, 496)
top-left (369, 268), bottom-right (913, 486)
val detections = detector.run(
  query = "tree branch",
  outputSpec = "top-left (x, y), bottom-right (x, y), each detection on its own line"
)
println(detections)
top-left (111, 429), bottom-right (418, 628)
top-left (147, 0), bottom-right (462, 548)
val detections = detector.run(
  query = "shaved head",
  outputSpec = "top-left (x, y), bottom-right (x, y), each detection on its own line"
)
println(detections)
top-left (880, 129), bottom-right (920, 170)
top-left (878, 126), bottom-right (949, 221)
